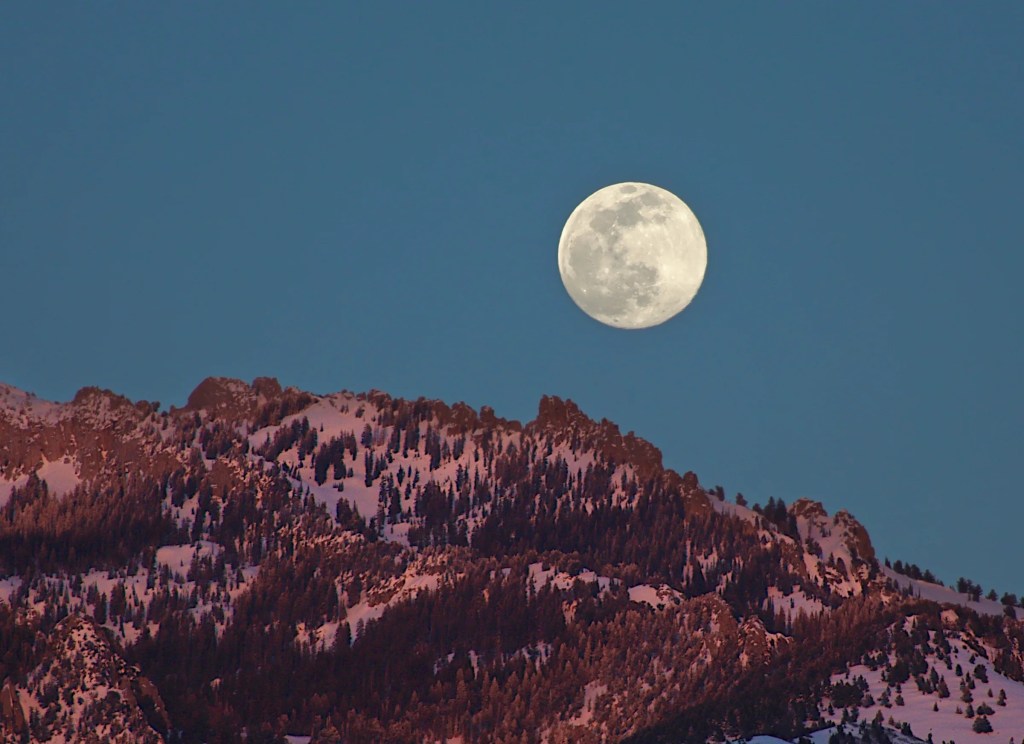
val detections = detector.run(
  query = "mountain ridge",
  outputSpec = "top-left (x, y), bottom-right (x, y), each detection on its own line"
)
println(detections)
top-left (0, 375), bottom-right (1020, 743)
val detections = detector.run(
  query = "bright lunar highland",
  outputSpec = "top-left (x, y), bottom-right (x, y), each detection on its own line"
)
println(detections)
top-left (558, 182), bottom-right (707, 329)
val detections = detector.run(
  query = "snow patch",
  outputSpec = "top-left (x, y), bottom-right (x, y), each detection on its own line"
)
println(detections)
top-left (36, 455), bottom-right (81, 497)
top-left (528, 562), bottom-right (613, 593)
top-left (156, 541), bottom-right (223, 573)
top-left (628, 584), bottom-right (683, 610)
top-left (764, 586), bottom-right (827, 620)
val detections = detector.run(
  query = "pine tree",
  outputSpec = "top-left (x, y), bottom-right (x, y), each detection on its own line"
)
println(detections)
top-left (972, 715), bottom-right (993, 733)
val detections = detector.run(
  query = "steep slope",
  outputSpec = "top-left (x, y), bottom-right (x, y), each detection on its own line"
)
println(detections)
top-left (6, 614), bottom-right (168, 743)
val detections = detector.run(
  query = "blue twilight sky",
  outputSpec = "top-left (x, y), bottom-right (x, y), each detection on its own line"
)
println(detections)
top-left (2, 5), bottom-right (1022, 592)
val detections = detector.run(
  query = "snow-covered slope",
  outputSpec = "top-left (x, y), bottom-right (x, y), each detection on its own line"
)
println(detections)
top-left (883, 566), bottom-right (1019, 620)
top-left (826, 618), bottom-right (1024, 743)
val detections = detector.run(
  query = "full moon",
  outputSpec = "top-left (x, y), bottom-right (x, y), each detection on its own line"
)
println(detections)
top-left (558, 182), bottom-right (707, 329)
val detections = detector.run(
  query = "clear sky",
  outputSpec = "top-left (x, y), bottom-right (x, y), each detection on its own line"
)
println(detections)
top-left (2, 5), bottom-right (1021, 593)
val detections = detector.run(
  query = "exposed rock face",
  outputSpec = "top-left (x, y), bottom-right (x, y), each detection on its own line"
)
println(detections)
top-left (790, 497), bottom-right (828, 522)
top-left (531, 395), bottom-right (596, 433)
top-left (527, 395), bottom-right (710, 514)
top-left (12, 615), bottom-right (167, 743)
top-left (790, 498), bottom-right (877, 566)
top-left (0, 679), bottom-right (26, 738)
top-left (737, 615), bottom-right (790, 667)
top-left (250, 376), bottom-right (283, 400)
top-left (185, 376), bottom-right (259, 413)
top-left (70, 386), bottom-right (145, 423)
top-left (132, 683), bottom-right (170, 737)
top-left (0, 377), bottom-right (320, 502)
top-left (834, 509), bottom-right (875, 563)
top-left (183, 375), bottom-right (314, 426)
top-left (0, 384), bottom-right (153, 491)
top-left (529, 396), bottom-right (664, 477)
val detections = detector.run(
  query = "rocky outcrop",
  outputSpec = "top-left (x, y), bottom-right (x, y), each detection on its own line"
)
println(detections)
top-left (0, 384), bottom-right (154, 491)
top-left (184, 375), bottom-right (314, 424)
top-left (790, 497), bottom-right (828, 522)
top-left (184, 376), bottom-right (258, 413)
top-left (834, 509), bottom-right (875, 563)
top-left (129, 673), bottom-right (172, 736)
top-left (790, 498), bottom-right (876, 563)
top-left (15, 614), bottom-right (167, 743)
top-left (528, 395), bottom-right (710, 514)
top-left (737, 616), bottom-right (790, 667)
top-left (0, 679), bottom-right (26, 738)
